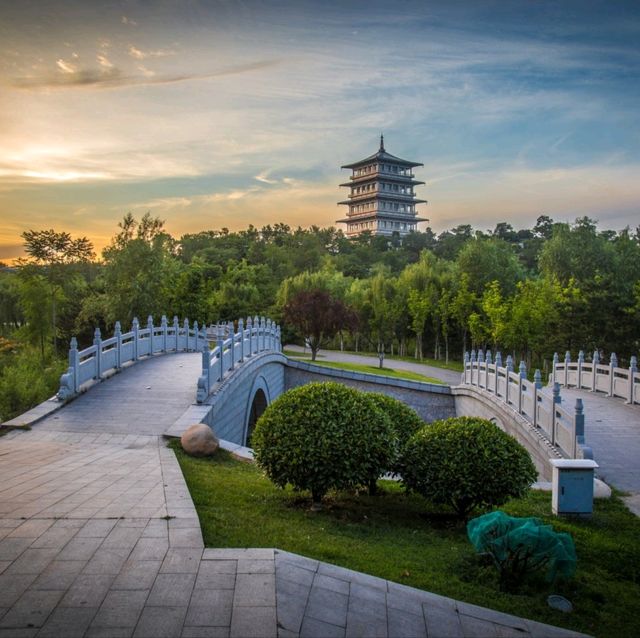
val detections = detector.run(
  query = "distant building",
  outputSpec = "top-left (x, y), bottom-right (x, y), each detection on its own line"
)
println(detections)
top-left (336, 136), bottom-right (427, 238)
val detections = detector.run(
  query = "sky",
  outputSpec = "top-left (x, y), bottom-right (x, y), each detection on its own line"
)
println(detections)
top-left (1, 0), bottom-right (639, 261)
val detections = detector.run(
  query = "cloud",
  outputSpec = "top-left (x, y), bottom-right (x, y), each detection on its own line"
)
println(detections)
top-left (8, 60), bottom-right (280, 90)
top-left (254, 171), bottom-right (278, 184)
top-left (97, 54), bottom-right (113, 69)
top-left (121, 16), bottom-right (137, 27)
top-left (56, 58), bottom-right (78, 74)
top-left (128, 45), bottom-right (176, 60)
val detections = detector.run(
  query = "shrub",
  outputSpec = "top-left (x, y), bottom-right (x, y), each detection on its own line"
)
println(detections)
top-left (365, 392), bottom-right (424, 474)
top-left (251, 382), bottom-right (394, 508)
top-left (467, 511), bottom-right (577, 591)
top-left (402, 416), bottom-right (537, 518)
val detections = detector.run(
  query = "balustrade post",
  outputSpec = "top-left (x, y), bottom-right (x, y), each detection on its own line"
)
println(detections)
top-left (147, 316), bottom-right (154, 354)
top-left (259, 317), bottom-right (265, 351)
top-left (217, 326), bottom-right (225, 382)
top-left (132, 318), bottom-right (139, 360)
top-left (564, 351), bottom-right (571, 387)
top-left (238, 318), bottom-right (245, 363)
top-left (276, 325), bottom-right (281, 351)
top-left (114, 321), bottom-right (122, 369)
top-left (551, 382), bottom-right (561, 446)
top-left (552, 352), bottom-right (559, 384)
top-left (609, 353), bottom-right (618, 396)
top-left (533, 369), bottom-right (542, 427)
top-left (93, 327), bottom-right (102, 380)
top-left (183, 318), bottom-right (189, 351)
top-left (628, 356), bottom-right (637, 404)
top-left (268, 319), bottom-right (274, 350)
top-left (247, 317), bottom-right (253, 356)
top-left (161, 315), bottom-right (168, 352)
top-left (485, 350), bottom-right (492, 390)
top-left (172, 316), bottom-right (178, 352)
top-left (577, 350), bottom-right (584, 389)
top-left (495, 352), bottom-right (502, 396)
top-left (591, 350), bottom-right (599, 391)
top-left (470, 350), bottom-right (476, 386)
top-left (201, 346), bottom-right (211, 397)
top-left (477, 350), bottom-right (484, 388)
top-left (228, 321), bottom-right (235, 369)
top-left (518, 361), bottom-right (527, 414)
top-left (463, 352), bottom-right (469, 384)
top-left (505, 355), bottom-right (513, 404)
top-left (574, 398), bottom-right (585, 457)
top-left (193, 321), bottom-right (199, 352)
top-left (70, 337), bottom-right (80, 394)
top-left (254, 316), bottom-right (260, 354)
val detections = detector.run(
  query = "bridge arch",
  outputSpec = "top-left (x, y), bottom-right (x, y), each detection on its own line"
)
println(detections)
top-left (243, 376), bottom-right (271, 446)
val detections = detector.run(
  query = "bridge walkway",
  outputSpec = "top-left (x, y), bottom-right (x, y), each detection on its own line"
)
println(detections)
top-left (0, 352), bottom-right (586, 637)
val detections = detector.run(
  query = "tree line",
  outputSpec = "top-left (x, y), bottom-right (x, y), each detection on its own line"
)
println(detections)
top-left (1, 213), bottom-right (639, 420)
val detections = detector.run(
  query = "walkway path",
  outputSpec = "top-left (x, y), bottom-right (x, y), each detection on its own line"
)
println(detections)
top-left (284, 346), bottom-right (462, 386)
top-left (0, 353), bottom-right (586, 637)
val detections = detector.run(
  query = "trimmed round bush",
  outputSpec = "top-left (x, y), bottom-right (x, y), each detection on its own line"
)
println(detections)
top-left (251, 382), bottom-right (394, 507)
top-left (402, 416), bottom-right (537, 518)
top-left (365, 393), bottom-right (424, 474)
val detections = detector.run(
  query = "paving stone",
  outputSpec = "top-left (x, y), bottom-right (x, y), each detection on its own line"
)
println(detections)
top-left (37, 606), bottom-right (98, 637)
top-left (56, 535), bottom-right (104, 561)
top-left (230, 605), bottom-right (277, 638)
top-left (169, 527), bottom-right (204, 549)
top-left (29, 526), bottom-right (77, 550)
top-left (275, 562), bottom-right (315, 587)
top-left (0, 537), bottom-right (33, 561)
top-left (275, 587), bottom-right (308, 634)
top-left (299, 616), bottom-right (345, 638)
top-left (91, 589), bottom-right (149, 629)
top-left (161, 548), bottom-right (203, 574)
top-left (0, 573), bottom-right (38, 608)
top-left (237, 559), bottom-right (274, 574)
top-left (423, 605), bottom-right (464, 638)
top-left (185, 589), bottom-right (233, 627)
top-left (31, 560), bottom-right (86, 590)
top-left (387, 607), bottom-right (427, 638)
top-left (60, 574), bottom-right (116, 607)
top-left (195, 568), bottom-right (236, 590)
top-left (4, 548), bottom-right (57, 575)
top-left (112, 560), bottom-right (162, 590)
top-left (0, 589), bottom-right (64, 629)
top-left (349, 582), bottom-right (386, 604)
top-left (83, 548), bottom-right (131, 575)
top-left (6, 519), bottom-right (55, 539)
top-left (129, 537), bottom-right (169, 562)
top-left (203, 549), bottom-right (274, 561)
top-left (147, 572), bottom-right (196, 606)
top-left (133, 605), bottom-right (188, 638)
top-left (233, 573), bottom-right (276, 607)
top-left (312, 574), bottom-right (350, 596)
top-left (305, 586), bottom-right (348, 628)
top-left (181, 626), bottom-right (230, 637)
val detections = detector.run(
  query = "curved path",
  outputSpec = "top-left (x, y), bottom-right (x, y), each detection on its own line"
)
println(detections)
top-left (0, 352), bottom-right (586, 637)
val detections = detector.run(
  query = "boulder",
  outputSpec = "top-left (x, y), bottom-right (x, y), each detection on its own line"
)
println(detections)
top-left (181, 424), bottom-right (219, 457)
top-left (594, 478), bottom-right (612, 499)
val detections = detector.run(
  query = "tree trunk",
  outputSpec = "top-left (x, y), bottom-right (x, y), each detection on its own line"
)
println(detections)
top-left (445, 336), bottom-right (449, 364)
top-left (355, 334), bottom-right (359, 352)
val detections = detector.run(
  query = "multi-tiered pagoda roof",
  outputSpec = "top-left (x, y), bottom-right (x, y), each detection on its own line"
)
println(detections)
top-left (336, 136), bottom-right (428, 238)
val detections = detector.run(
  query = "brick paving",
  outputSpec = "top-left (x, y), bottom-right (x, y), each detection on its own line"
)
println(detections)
top-left (0, 353), bottom-right (588, 637)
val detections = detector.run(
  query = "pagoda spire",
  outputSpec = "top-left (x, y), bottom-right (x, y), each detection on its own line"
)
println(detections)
top-left (379, 133), bottom-right (385, 152)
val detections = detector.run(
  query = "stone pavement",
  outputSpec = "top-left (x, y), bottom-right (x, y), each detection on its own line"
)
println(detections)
top-left (0, 352), bottom-right (587, 637)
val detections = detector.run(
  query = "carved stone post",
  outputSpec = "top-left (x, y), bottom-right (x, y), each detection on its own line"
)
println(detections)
top-left (564, 351), bottom-right (571, 387)
top-left (518, 360), bottom-right (527, 414)
top-left (485, 350), bottom-right (492, 390)
top-left (276, 325), bottom-right (281, 352)
top-left (93, 327), bottom-right (102, 380)
top-left (161, 315), bottom-right (168, 353)
top-left (552, 352), bottom-right (559, 384)
top-left (183, 318), bottom-right (189, 351)
top-left (609, 353), bottom-right (618, 396)
top-left (193, 321), bottom-right (199, 352)
top-left (533, 369), bottom-right (542, 427)
top-left (574, 398), bottom-right (585, 457)
top-left (114, 321), bottom-right (122, 370)
top-left (504, 355), bottom-right (514, 404)
top-left (147, 315), bottom-right (154, 355)
top-left (228, 321), bottom-right (235, 370)
top-left (70, 336), bottom-right (79, 394)
top-left (477, 349), bottom-right (484, 388)
top-left (470, 350), bottom-right (476, 385)
top-left (551, 382), bottom-right (561, 446)
top-left (238, 318), bottom-right (245, 363)
top-left (247, 316), bottom-right (253, 356)
top-left (197, 346), bottom-right (211, 403)
top-left (254, 316), bottom-right (260, 354)
top-left (132, 317), bottom-right (139, 360)
top-left (628, 356), bottom-right (637, 404)
top-left (494, 352), bottom-right (502, 396)
top-left (577, 350), bottom-right (584, 389)
top-left (591, 350), bottom-right (599, 391)
top-left (217, 326), bottom-right (225, 382)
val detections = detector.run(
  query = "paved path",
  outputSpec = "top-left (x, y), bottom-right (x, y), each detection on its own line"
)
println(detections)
top-left (0, 353), bottom-right (586, 637)
top-left (284, 346), bottom-right (462, 386)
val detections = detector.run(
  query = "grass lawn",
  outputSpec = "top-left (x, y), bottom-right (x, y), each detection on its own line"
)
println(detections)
top-left (282, 351), bottom-right (442, 384)
top-left (339, 348), bottom-right (464, 372)
top-left (170, 441), bottom-right (640, 638)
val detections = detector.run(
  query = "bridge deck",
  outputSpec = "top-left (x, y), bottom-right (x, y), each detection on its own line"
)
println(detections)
top-left (0, 353), bottom-right (587, 637)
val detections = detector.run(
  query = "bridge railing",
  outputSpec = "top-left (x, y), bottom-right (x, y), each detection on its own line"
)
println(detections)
top-left (552, 350), bottom-right (639, 405)
top-left (462, 350), bottom-right (584, 458)
top-left (196, 316), bottom-right (281, 403)
top-left (58, 315), bottom-right (207, 400)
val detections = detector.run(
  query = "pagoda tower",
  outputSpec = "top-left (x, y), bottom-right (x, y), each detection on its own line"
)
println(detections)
top-left (336, 136), bottom-right (427, 238)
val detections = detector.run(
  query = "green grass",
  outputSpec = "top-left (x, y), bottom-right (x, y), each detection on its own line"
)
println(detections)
top-left (282, 352), bottom-right (442, 384)
top-left (0, 425), bottom-right (30, 437)
top-left (340, 349), bottom-right (465, 372)
top-left (170, 441), bottom-right (640, 638)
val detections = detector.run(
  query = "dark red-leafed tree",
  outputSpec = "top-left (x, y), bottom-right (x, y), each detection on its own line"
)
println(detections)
top-left (284, 289), bottom-right (357, 361)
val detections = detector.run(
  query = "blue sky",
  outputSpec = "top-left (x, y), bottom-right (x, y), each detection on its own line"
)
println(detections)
top-left (1, 0), bottom-right (639, 259)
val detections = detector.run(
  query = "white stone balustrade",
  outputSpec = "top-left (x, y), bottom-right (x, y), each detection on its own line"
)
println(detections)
top-left (58, 315), bottom-right (207, 400)
top-left (196, 316), bottom-right (282, 403)
top-left (552, 350), bottom-right (639, 405)
top-left (462, 351), bottom-right (584, 459)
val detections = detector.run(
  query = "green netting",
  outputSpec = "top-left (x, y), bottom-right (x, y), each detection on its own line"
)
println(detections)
top-left (467, 511), bottom-right (577, 583)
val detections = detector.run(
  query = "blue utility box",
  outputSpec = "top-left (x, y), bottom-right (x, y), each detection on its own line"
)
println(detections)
top-left (551, 459), bottom-right (599, 517)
